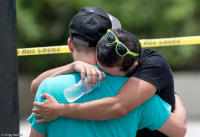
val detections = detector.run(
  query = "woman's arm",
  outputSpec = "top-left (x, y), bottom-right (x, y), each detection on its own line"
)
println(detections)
top-left (30, 62), bottom-right (75, 93)
top-left (158, 94), bottom-right (187, 137)
top-left (32, 77), bottom-right (156, 121)
top-left (30, 61), bottom-right (103, 93)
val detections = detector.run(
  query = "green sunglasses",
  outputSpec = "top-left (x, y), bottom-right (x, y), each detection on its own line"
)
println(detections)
top-left (104, 29), bottom-right (139, 57)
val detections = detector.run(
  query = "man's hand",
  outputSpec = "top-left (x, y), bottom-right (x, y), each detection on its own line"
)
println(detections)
top-left (32, 93), bottom-right (62, 123)
top-left (74, 61), bottom-right (104, 87)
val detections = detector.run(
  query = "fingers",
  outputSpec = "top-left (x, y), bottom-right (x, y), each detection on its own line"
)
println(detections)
top-left (33, 113), bottom-right (42, 118)
top-left (33, 102), bottom-right (43, 108)
top-left (96, 69), bottom-right (104, 84)
top-left (90, 67), bottom-right (104, 86)
top-left (85, 67), bottom-right (104, 87)
top-left (41, 93), bottom-right (52, 99)
top-left (80, 67), bottom-right (86, 82)
top-left (75, 61), bottom-right (104, 86)
top-left (36, 119), bottom-right (46, 124)
top-left (41, 93), bottom-right (47, 98)
top-left (90, 68), bottom-right (97, 87)
top-left (32, 108), bottom-right (41, 113)
top-left (86, 68), bottom-right (92, 87)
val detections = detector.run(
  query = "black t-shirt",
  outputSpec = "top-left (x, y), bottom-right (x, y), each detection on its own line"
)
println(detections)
top-left (134, 49), bottom-right (175, 137)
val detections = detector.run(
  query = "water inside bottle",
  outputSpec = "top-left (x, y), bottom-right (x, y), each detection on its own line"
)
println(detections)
top-left (63, 84), bottom-right (85, 102)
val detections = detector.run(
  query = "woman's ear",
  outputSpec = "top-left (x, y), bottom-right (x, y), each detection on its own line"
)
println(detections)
top-left (68, 38), bottom-right (74, 53)
top-left (133, 59), bottom-right (139, 67)
top-left (128, 59), bottom-right (139, 72)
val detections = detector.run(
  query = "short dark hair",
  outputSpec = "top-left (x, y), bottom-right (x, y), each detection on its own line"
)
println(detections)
top-left (97, 28), bottom-right (141, 72)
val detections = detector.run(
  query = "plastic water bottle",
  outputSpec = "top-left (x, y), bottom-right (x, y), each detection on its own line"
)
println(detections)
top-left (63, 73), bottom-right (105, 102)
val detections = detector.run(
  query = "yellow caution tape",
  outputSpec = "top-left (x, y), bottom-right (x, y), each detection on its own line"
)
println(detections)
top-left (140, 36), bottom-right (200, 48)
top-left (17, 45), bottom-right (70, 56)
top-left (17, 36), bottom-right (200, 56)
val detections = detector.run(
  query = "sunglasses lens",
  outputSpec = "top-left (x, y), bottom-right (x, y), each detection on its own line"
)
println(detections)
top-left (106, 32), bottom-right (116, 43)
top-left (116, 44), bottom-right (127, 56)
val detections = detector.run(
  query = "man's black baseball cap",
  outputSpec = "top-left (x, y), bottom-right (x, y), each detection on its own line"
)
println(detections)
top-left (69, 7), bottom-right (121, 47)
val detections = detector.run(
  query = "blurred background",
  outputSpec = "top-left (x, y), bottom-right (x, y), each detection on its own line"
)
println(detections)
top-left (17, 0), bottom-right (200, 136)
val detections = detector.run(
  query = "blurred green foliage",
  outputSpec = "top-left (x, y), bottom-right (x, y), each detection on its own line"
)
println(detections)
top-left (17, 0), bottom-right (200, 73)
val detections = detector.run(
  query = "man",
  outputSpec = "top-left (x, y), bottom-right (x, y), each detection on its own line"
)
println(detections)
top-left (29, 28), bottom-right (186, 137)
top-left (31, 7), bottom-right (186, 137)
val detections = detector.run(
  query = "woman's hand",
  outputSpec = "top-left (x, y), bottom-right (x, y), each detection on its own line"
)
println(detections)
top-left (32, 93), bottom-right (61, 123)
top-left (73, 61), bottom-right (104, 87)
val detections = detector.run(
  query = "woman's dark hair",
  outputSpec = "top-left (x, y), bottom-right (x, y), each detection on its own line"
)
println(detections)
top-left (97, 28), bottom-right (141, 72)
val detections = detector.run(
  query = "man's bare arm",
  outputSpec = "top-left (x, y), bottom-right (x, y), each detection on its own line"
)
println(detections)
top-left (60, 77), bottom-right (156, 119)
top-left (33, 77), bottom-right (156, 121)
top-left (29, 128), bottom-right (46, 137)
top-left (30, 61), bottom-right (103, 93)
top-left (158, 94), bottom-right (187, 137)
top-left (32, 61), bottom-right (156, 120)
top-left (30, 62), bottom-right (75, 93)
top-left (32, 90), bottom-right (187, 137)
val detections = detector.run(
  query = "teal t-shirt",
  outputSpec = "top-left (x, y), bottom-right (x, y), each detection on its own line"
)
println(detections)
top-left (28, 73), bottom-right (171, 137)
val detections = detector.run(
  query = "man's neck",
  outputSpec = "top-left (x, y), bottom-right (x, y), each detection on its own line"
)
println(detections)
top-left (76, 55), bottom-right (96, 65)
top-left (81, 59), bottom-right (96, 65)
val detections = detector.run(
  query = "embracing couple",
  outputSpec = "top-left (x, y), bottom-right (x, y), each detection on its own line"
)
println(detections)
top-left (28, 7), bottom-right (186, 137)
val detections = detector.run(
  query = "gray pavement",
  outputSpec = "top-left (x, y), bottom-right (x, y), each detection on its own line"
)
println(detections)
top-left (174, 72), bottom-right (200, 118)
